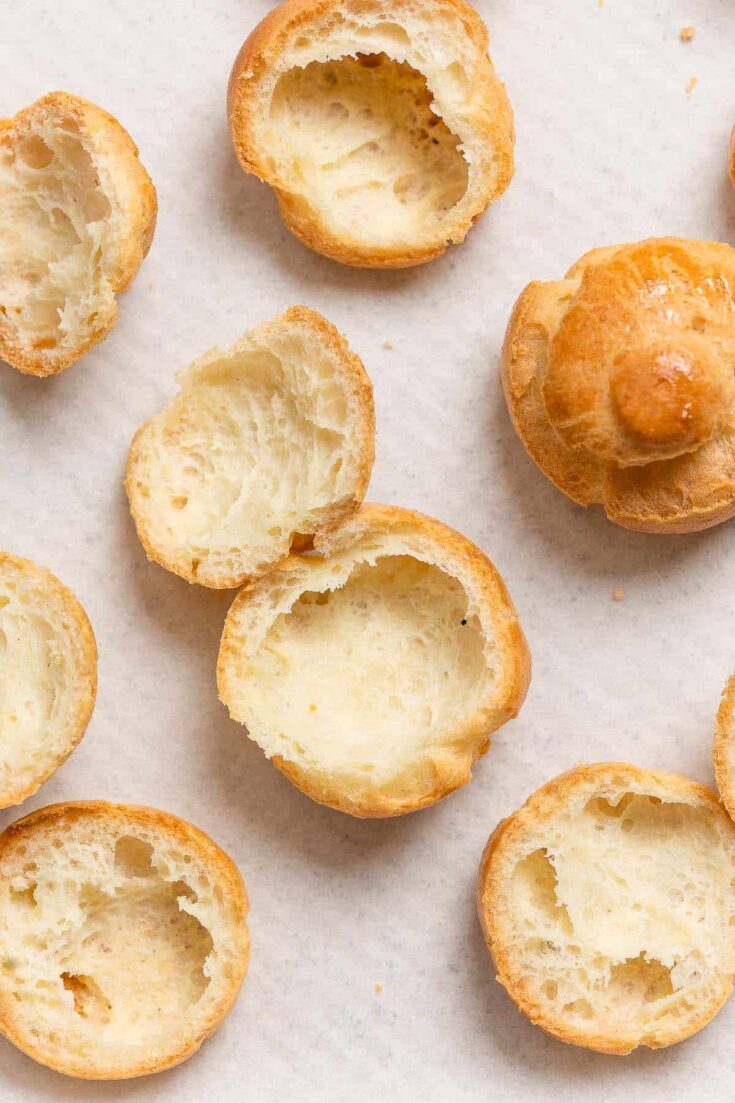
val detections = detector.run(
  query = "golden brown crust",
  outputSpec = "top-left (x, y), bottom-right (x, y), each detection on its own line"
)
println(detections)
top-left (227, 0), bottom-right (514, 268)
top-left (124, 306), bottom-right (375, 589)
top-left (218, 502), bottom-right (531, 818)
top-left (602, 433), bottom-right (735, 533)
top-left (502, 238), bottom-right (735, 532)
top-left (501, 281), bottom-right (604, 507)
top-left (730, 125), bottom-right (735, 189)
top-left (0, 552), bottom-right (97, 808)
top-left (0, 92), bottom-right (157, 377)
top-left (611, 340), bottom-right (728, 450)
top-left (0, 801), bottom-right (250, 1080)
top-left (477, 762), bottom-right (735, 1055)
top-left (714, 674), bottom-right (735, 822)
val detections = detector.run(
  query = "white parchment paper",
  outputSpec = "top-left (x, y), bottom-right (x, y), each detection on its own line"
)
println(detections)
top-left (2, 1), bottom-right (735, 1099)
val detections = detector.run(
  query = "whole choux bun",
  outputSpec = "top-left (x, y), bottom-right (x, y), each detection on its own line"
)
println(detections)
top-left (503, 238), bottom-right (735, 533)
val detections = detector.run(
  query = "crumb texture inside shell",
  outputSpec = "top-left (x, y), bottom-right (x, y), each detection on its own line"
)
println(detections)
top-left (0, 107), bottom-right (115, 370)
top-left (235, 0), bottom-right (513, 261)
top-left (233, 555), bottom-right (489, 777)
top-left (0, 556), bottom-right (94, 808)
top-left (218, 512), bottom-right (516, 813)
top-left (0, 808), bottom-right (248, 1077)
top-left (127, 311), bottom-right (372, 588)
top-left (268, 52), bottom-right (469, 246)
top-left (485, 769), bottom-right (735, 1051)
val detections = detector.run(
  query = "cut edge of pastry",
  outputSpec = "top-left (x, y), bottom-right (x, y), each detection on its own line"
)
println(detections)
top-left (714, 673), bottom-right (735, 822)
top-left (0, 801), bottom-right (250, 1080)
top-left (217, 502), bottom-right (531, 818)
top-left (227, 0), bottom-right (514, 268)
top-left (0, 91), bottom-right (157, 377)
top-left (0, 551), bottom-right (97, 809)
top-left (477, 762), bottom-right (735, 1055)
top-left (125, 305), bottom-right (375, 589)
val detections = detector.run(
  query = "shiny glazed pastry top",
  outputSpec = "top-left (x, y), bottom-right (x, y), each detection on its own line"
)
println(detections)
top-left (503, 238), bottom-right (735, 533)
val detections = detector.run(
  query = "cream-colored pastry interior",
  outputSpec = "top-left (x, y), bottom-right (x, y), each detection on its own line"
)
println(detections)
top-left (0, 112), bottom-right (114, 357)
top-left (0, 823), bottom-right (237, 1060)
top-left (224, 550), bottom-right (493, 783)
top-left (268, 51), bottom-right (469, 245)
top-left (505, 790), bottom-right (735, 1035)
top-left (0, 564), bottom-right (91, 806)
top-left (129, 318), bottom-right (368, 586)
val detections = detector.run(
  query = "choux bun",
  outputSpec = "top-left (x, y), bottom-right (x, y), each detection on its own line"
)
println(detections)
top-left (503, 238), bottom-right (735, 533)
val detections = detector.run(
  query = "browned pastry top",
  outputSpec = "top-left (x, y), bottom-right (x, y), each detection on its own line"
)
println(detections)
top-left (503, 238), bottom-right (735, 532)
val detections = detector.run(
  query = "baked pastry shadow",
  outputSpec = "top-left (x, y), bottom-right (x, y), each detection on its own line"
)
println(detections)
top-left (462, 885), bottom-right (698, 1078)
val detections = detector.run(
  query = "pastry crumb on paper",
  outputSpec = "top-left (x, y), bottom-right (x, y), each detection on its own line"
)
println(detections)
top-left (374, 983), bottom-right (383, 994)
top-left (382, 340), bottom-right (394, 350)
top-left (680, 26), bottom-right (695, 42)
top-left (612, 588), bottom-right (625, 602)
top-left (686, 76), bottom-right (699, 96)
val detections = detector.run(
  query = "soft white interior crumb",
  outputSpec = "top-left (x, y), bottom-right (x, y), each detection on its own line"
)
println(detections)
top-left (0, 114), bottom-right (114, 356)
top-left (131, 319), bottom-right (367, 585)
top-left (0, 818), bottom-right (240, 1066)
top-left (267, 52), bottom-right (468, 245)
top-left (502, 785), bottom-right (735, 1037)
top-left (248, 0), bottom-right (493, 251)
top-left (0, 567), bottom-right (89, 804)
top-left (225, 545), bottom-right (494, 784)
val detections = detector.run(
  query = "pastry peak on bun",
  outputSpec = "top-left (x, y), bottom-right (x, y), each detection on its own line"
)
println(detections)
top-left (0, 802), bottom-right (249, 1079)
top-left (503, 237), bottom-right (735, 533)
top-left (218, 503), bottom-right (530, 818)
top-left (0, 92), bottom-right (156, 376)
top-left (228, 0), bottom-right (514, 268)
top-left (478, 762), bottom-right (735, 1055)
top-left (126, 306), bottom-right (375, 589)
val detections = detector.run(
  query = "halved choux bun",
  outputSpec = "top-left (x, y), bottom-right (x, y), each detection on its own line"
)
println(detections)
top-left (227, 0), bottom-right (514, 268)
top-left (503, 238), bottom-right (735, 532)
top-left (478, 763), bottom-right (735, 1055)
top-left (126, 307), bottom-right (375, 589)
top-left (0, 802), bottom-right (250, 1079)
top-left (0, 92), bottom-right (156, 377)
top-left (0, 552), bottom-right (96, 808)
top-left (218, 504), bottom-right (530, 818)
